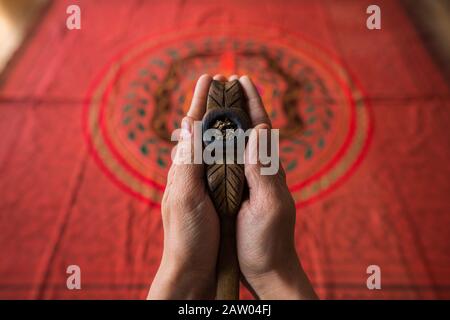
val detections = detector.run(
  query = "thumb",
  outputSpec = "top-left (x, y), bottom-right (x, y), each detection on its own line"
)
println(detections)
top-left (244, 123), bottom-right (279, 192)
top-left (171, 116), bottom-right (204, 183)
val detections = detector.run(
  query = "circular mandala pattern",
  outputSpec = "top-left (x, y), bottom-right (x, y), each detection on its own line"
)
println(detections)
top-left (83, 26), bottom-right (372, 207)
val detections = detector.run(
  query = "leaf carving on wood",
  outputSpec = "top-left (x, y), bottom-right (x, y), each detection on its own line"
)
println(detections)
top-left (202, 79), bottom-right (251, 300)
top-left (202, 80), bottom-right (251, 217)
top-left (206, 163), bottom-right (245, 217)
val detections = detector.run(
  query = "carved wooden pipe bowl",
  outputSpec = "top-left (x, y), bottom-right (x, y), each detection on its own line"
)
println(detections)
top-left (202, 80), bottom-right (251, 299)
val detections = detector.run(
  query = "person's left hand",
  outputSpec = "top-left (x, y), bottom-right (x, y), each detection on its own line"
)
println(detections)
top-left (148, 74), bottom-right (220, 299)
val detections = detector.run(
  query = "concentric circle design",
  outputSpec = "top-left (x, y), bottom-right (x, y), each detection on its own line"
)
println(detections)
top-left (83, 27), bottom-right (372, 207)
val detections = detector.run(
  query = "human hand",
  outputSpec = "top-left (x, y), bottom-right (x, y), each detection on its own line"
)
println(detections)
top-left (148, 74), bottom-right (219, 299)
top-left (235, 75), bottom-right (318, 300)
top-left (148, 74), bottom-right (317, 300)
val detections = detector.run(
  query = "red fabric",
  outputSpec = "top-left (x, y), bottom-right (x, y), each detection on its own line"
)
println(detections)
top-left (0, 0), bottom-right (449, 299)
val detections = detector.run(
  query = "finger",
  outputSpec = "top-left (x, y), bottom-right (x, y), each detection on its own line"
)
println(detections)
top-left (239, 75), bottom-right (271, 127)
top-left (244, 123), bottom-right (279, 191)
top-left (172, 116), bottom-right (204, 181)
top-left (187, 74), bottom-right (212, 120)
top-left (228, 74), bottom-right (239, 81)
top-left (213, 74), bottom-right (227, 81)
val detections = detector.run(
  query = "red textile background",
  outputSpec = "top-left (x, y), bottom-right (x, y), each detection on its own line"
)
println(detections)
top-left (0, 0), bottom-right (449, 299)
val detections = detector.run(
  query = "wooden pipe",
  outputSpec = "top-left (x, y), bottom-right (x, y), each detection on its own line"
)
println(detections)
top-left (202, 80), bottom-right (251, 300)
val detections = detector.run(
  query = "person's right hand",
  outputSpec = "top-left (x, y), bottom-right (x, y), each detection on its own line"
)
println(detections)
top-left (233, 75), bottom-right (318, 300)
